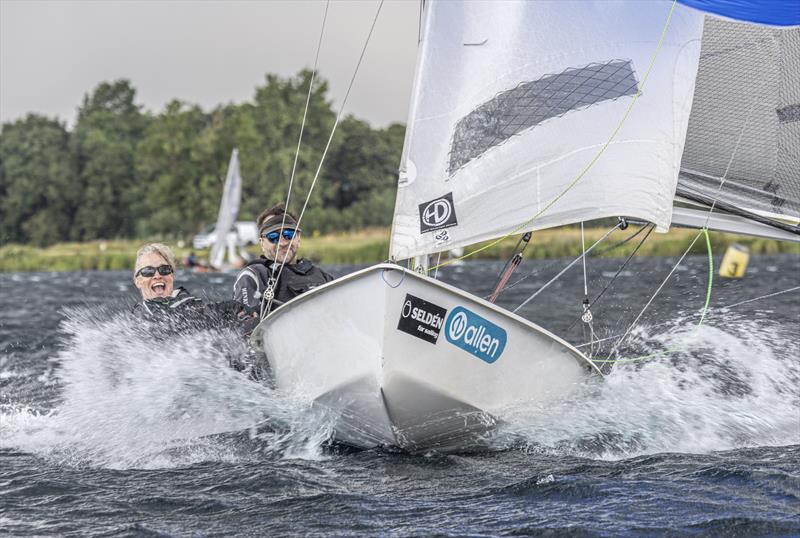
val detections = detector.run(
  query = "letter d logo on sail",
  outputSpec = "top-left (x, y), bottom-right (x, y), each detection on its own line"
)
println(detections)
top-left (445, 307), bottom-right (507, 363)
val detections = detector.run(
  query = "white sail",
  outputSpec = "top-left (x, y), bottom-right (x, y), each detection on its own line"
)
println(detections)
top-left (675, 18), bottom-right (800, 238)
top-left (390, 0), bottom-right (706, 260)
top-left (209, 149), bottom-right (242, 270)
top-left (671, 206), bottom-right (800, 242)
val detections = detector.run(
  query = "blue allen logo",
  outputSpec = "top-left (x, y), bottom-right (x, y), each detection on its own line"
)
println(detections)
top-left (444, 307), bottom-right (507, 363)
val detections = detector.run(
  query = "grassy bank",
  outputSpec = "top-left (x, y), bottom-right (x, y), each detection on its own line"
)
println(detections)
top-left (0, 226), bottom-right (797, 272)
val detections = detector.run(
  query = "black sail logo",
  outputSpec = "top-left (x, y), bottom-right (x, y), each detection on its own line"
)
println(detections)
top-left (419, 192), bottom-right (458, 233)
top-left (397, 293), bottom-right (448, 344)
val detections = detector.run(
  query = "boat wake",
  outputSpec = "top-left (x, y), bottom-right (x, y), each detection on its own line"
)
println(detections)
top-left (0, 306), bottom-right (331, 469)
top-left (1, 306), bottom-right (797, 467)
top-left (495, 312), bottom-right (800, 458)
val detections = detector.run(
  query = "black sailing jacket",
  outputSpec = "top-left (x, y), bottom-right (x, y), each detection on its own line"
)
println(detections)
top-left (232, 257), bottom-right (334, 313)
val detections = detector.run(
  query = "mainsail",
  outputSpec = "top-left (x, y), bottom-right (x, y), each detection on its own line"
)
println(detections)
top-left (209, 149), bottom-right (242, 270)
top-left (674, 17), bottom-right (800, 238)
top-left (389, 0), bottom-right (800, 261)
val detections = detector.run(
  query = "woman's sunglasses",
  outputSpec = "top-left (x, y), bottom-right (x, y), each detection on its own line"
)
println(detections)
top-left (135, 264), bottom-right (174, 278)
top-left (262, 229), bottom-right (298, 244)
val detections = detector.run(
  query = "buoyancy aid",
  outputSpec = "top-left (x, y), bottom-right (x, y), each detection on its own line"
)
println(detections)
top-left (233, 257), bottom-right (334, 312)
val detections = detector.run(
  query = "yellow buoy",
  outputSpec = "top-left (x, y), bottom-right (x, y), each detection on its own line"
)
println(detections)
top-left (719, 243), bottom-right (750, 279)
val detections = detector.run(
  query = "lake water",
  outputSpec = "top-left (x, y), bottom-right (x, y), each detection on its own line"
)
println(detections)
top-left (1, 253), bottom-right (798, 536)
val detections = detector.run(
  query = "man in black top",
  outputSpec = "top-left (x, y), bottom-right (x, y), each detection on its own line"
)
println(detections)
top-left (233, 204), bottom-right (334, 315)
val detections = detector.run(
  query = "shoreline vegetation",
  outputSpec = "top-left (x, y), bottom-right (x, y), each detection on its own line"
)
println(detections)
top-left (1, 226), bottom-right (797, 273)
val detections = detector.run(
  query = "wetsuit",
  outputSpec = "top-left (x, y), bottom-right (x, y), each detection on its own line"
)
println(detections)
top-left (133, 286), bottom-right (258, 334)
top-left (132, 287), bottom-right (266, 380)
top-left (132, 287), bottom-right (203, 318)
top-left (232, 257), bottom-right (334, 313)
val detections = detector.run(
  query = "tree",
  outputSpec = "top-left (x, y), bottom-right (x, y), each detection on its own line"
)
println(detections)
top-left (0, 115), bottom-right (76, 246)
top-left (135, 100), bottom-right (221, 236)
top-left (309, 119), bottom-right (404, 230)
top-left (70, 80), bottom-right (148, 240)
top-left (242, 70), bottom-right (336, 221)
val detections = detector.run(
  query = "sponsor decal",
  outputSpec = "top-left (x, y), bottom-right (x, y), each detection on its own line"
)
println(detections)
top-left (444, 306), bottom-right (507, 363)
top-left (419, 192), bottom-right (458, 233)
top-left (397, 293), bottom-right (448, 344)
top-left (434, 229), bottom-right (451, 246)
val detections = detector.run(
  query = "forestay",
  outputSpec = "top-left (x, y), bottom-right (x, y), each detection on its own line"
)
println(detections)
top-left (390, 0), bottom-right (706, 260)
top-left (209, 149), bottom-right (242, 270)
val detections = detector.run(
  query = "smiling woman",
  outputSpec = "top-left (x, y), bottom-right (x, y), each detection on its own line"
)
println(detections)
top-left (131, 242), bottom-right (262, 338)
top-left (132, 243), bottom-right (203, 316)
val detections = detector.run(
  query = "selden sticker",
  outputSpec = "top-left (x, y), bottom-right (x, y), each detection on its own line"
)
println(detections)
top-left (419, 192), bottom-right (458, 233)
top-left (445, 306), bottom-right (507, 363)
top-left (397, 293), bottom-right (448, 344)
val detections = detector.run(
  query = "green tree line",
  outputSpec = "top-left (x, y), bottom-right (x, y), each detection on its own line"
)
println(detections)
top-left (0, 71), bottom-right (405, 246)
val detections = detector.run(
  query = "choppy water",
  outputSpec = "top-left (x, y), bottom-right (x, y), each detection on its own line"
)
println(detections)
top-left (1, 253), bottom-right (799, 536)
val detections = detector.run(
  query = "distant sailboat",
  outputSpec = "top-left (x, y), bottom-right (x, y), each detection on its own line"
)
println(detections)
top-left (252, 0), bottom-right (799, 453)
top-left (208, 149), bottom-right (249, 271)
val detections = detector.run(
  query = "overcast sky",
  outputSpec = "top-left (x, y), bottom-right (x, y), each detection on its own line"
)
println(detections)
top-left (0, 0), bottom-right (421, 129)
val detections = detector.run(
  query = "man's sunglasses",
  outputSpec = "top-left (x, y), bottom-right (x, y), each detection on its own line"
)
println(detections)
top-left (262, 229), bottom-right (298, 244)
top-left (135, 264), bottom-right (174, 278)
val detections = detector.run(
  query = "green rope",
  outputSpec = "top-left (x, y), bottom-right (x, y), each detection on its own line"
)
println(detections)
top-left (427, 0), bottom-right (679, 272)
top-left (593, 228), bottom-right (713, 365)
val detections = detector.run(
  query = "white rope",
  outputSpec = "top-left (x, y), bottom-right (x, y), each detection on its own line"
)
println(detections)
top-left (605, 230), bottom-right (703, 360)
top-left (293, 0), bottom-right (385, 232)
top-left (720, 285), bottom-right (800, 310)
top-left (512, 223), bottom-right (620, 313)
top-left (264, 0), bottom-right (385, 317)
top-left (279, 0), bottom-right (330, 236)
top-left (262, 1), bottom-right (330, 316)
top-left (575, 285), bottom-right (800, 350)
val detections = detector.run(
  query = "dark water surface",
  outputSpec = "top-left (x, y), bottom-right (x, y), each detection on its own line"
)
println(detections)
top-left (1, 253), bottom-right (798, 536)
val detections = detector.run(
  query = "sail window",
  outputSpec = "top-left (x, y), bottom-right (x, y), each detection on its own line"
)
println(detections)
top-left (777, 104), bottom-right (800, 124)
top-left (447, 60), bottom-right (639, 175)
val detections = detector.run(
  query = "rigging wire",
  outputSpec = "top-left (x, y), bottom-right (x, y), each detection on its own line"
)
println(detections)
top-left (720, 285), bottom-right (800, 310)
top-left (263, 0), bottom-right (385, 316)
top-left (594, 40), bottom-right (770, 364)
top-left (593, 221), bottom-right (651, 256)
top-left (577, 284), bottom-right (800, 350)
top-left (492, 222), bottom-right (650, 302)
top-left (426, 0), bottom-right (679, 273)
top-left (594, 228), bottom-right (713, 364)
top-left (282, 1), bottom-right (330, 234)
top-left (260, 0), bottom-right (330, 319)
top-left (566, 223), bottom-right (655, 333)
top-left (512, 223), bottom-right (622, 314)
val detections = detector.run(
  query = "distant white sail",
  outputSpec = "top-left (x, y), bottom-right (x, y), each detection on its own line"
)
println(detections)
top-left (209, 149), bottom-right (242, 270)
top-left (390, 1), bottom-right (706, 260)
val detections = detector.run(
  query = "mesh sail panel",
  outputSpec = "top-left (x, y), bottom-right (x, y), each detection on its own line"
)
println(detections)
top-left (448, 60), bottom-right (639, 175)
top-left (677, 18), bottom-right (800, 223)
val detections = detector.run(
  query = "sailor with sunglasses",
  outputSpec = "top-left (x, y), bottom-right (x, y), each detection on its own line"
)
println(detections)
top-left (132, 243), bottom-right (202, 316)
top-left (233, 204), bottom-right (334, 315)
top-left (130, 243), bottom-right (267, 380)
top-left (133, 243), bottom-right (251, 326)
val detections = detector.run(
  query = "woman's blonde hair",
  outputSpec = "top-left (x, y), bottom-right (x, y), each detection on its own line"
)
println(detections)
top-left (134, 243), bottom-right (176, 277)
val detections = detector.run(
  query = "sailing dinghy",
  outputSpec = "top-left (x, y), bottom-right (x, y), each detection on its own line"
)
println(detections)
top-left (251, 0), bottom-right (799, 452)
top-left (207, 149), bottom-right (249, 271)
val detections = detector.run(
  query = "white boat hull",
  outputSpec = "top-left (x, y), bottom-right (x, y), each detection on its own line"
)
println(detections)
top-left (252, 263), bottom-right (601, 452)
